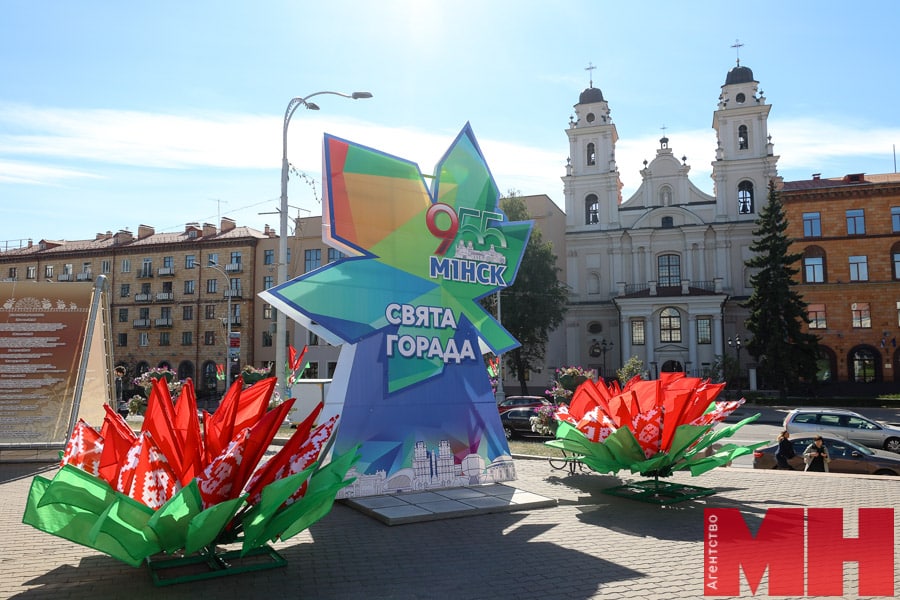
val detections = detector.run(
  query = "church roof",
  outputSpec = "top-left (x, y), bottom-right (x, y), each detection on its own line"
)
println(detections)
top-left (724, 64), bottom-right (755, 85)
top-left (578, 86), bottom-right (605, 104)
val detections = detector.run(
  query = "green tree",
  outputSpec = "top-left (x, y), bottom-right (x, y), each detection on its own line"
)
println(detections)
top-left (743, 182), bottom-right (819, 397)
top-left (616, 355), bottom-right (645, 386)
top-left (493, 193), bottom-right (568, 395)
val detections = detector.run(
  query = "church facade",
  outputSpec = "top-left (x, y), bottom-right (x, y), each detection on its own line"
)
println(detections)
top-left (562, 62), bottom-right (780, 384)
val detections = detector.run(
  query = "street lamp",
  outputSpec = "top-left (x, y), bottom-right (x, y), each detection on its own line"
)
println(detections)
top-left (208, 261), bottom-right (233, 391)
top-left (589, 338), bottom-right (613, 379)
top-left (727, 334), bottom-right (743, 396)
top-left (276, 90), bottom-right (373, 401)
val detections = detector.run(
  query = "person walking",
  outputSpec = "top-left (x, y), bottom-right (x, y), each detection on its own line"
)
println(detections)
top-left (775, 430), bottom-right (795, 469)
top-left (114, 366), bottom-right (129, 420)
top-left (803, 435), bottom-right (830, 472)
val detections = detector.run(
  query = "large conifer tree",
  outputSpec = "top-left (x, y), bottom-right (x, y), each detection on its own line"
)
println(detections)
top-left (743, 182), bottom-right (819, 396)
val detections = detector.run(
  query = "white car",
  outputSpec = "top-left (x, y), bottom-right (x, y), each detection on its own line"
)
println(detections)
top-left (783, 408), bottom-right (900, 452)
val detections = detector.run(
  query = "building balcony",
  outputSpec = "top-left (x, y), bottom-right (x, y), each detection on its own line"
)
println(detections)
top-left (57, 273), bottom-right (73, 282)
top-left (76, 272), bottom-right (92, 281)
top-left (137, 270), bottom-right (154, 279)
top-left (133, 319), bottom-right (151, 328)
top-left (155, 292), bottom-right (174, 301)
top-left (224, 289), bottom-right (243, 298)
top-left (615, 278), bottom-right (724, 298)
top-left (154, 318), bottom-right (173, 327)
top-left (158, 266), bottom-right (175, 276)
top-left (134, 293), bottom-right (152, 302)
top-left (225, 262), bottom-right (243, 273)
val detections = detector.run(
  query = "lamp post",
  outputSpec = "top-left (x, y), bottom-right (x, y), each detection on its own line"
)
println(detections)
top-left (276, 90), bottom-right (373, 401)
top-left (207, 261), bottom-right (233, 391)
top-left (727, 334), bottom-right (743, 397)
top-left (589, 338), bottom-right (613, 379)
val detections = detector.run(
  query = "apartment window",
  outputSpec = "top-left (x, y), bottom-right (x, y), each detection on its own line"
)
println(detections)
top-left (207, 253), bottom-right (218, 267)
top-left (207, 279), bottom-right (218, 293)
top-left (161, 281), bottom-right (173, 295)
top-left (101, 260), bottom-right (111, 274)
top-left (205, 305), bottom-right (216, 319)
top-left (121, 258), bottom-right (131, 273)
top-left (328, 248), bottom-right (345, 263)
top-left (891, 242), bottom-right (900, 280)
top-left (160, 307), bottom-right (172, 321)
top-left (120, 283), bottom-right (130, 297)
top-left (183, 305), bottom-right (194, 320)
top-left (138, 332), bottom-right (150, 347)
top-left (139, 307), bottom-right (150, 320)
top-left (185, 254), bottom-right (196, 269)
top-left (305, 363), bottom-right (320, 379)
top-left (657, 254), bottom-right (681, 287)
top-left (26, 266), bottom-right (35, 279)
top-left (631, 320), bottom-right (645, 345)
top-left (141, 258), bottom-right (152, 277)
top-left (230, 251), bottom-right (242, 265)
top-left (44, 265), bottom-right (53, 278)
top-left (117, 333), bottom-right (128, 347)
top-left (802, 212), bottom-right (821, 237)
top-left (263, 275), bottom-right (274, 289)
top-left (118, 308), bottom-right (128, 323)
top-left (262, 331), bottom-right (273, 347)
top-left (849, 255), bottom-right (868, 281)
top-left (807, 303), bottom-right (827, 329)
top-left (846, 209), bottom-right (865, 235)
top-left (263, 304), bottom-right (274, 320)
top-left (264, 249), bottom-right (275, 265)
top-left (305, 249), bottom-right (321, 273)
top-left (63, 263), bottom-right (73, 275)
top-left (204, 331), bottom-right (216, 345)
top-left (697, 317), bottom-right (712, 344)
top-left (803, 247), bottom-right (826, 283)
top-left (163, 256), bottom-right (173, 269)
top-left (141, 282), bottom-right (151, 295)
top-left (184, 280), bottom-right (195, 294)
top-left (892, 207), bottom-right (900, 232)
top-left (159, 332), bottom-right (171, 346)
top-left (585, 194), bottom-right (599, 225)
top-left (659, 307), bottom-right (682, 343)
top-left (851, 302), bottom-right (871, 329)
top-left (182, 331), bottom-right (193, 346)
top-left (8, 267), bottom-right (16, 279)
top-left (308, 331), bottom-right (320, 346)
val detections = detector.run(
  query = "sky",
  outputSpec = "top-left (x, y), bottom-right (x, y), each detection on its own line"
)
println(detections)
top-left (2, 1), bottom-right (899, 246)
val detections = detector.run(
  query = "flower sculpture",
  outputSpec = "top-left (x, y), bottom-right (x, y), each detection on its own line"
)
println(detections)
top-left (23, 375), bottom-right (358, 576)
top-left (548, 372), bottom-right (762, 480)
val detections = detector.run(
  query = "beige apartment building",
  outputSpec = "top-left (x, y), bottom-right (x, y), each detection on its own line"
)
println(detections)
top-left (1, 218), bottom-right (280, 403)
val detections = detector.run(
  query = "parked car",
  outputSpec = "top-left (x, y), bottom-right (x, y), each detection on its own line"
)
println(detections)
top-left (783, 408), bottom-right (900, 452)
top-left (500, 407), bottom-right (552, 440)
top-left (753, 434), bottom-right (900, 475)
top-left (497, 395), bottom-right (549, 414)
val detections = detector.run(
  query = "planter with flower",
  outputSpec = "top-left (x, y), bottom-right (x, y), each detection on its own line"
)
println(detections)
top-left (133, 367), bottom-right (184, 398)
top-left (529, 403), bottom-right (559, 436)
top-left (546, 372), bottom-right (763, 503)
top-left (241, 364), bottom-right (272, 387)
top-left (545, 366), bottom-right (595, 405)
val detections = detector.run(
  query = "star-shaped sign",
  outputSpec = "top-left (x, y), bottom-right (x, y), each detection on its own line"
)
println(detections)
top-left (261, 124), bottom-right (531, 393)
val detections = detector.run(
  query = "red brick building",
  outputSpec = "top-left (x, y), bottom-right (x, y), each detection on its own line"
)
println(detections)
top-left (781, 173), bottom-right (900, 391)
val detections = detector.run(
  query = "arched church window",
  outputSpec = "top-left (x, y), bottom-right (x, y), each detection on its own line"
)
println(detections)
top-left (738, 125), bottom-right (749, 150)
top-left (585, 194), bottom-right (599, 225)
top-left (738, 181), bottom-right (754, 214)
top-left (661, 216), bottom-right (674, 228)
top-left (587, 143), bottom-right (596, 166)
top-left (657, 254), bottom-right (681, 287)
top-left (659, 307), bottom-right (682, 343)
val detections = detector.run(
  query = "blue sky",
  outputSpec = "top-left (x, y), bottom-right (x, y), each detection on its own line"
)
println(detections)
top-left (2, 1), bottom-right (899, 244)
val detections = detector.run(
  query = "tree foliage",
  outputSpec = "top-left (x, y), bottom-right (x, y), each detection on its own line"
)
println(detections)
top-left (492, 193), bottom-right (568, 395)
top-left (742, 183), bottom-right (819, 396)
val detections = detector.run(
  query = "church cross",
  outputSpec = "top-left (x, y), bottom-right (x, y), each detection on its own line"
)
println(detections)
top-left (585, 62), bottom-right (596, 87)
top-left (731, 39), bottom-right (744, 66)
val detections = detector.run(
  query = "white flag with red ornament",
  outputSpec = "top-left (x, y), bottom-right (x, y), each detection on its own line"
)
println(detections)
top-left (60, 419), bottom-right (103, 477)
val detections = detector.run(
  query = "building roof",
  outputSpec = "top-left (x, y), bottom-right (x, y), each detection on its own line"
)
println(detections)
top-left (578, 86), bottom-right (605, 104)
top-left (782, 172), bottom-right (900, 192)
top-left (724, 64), bottom-right (755, 86)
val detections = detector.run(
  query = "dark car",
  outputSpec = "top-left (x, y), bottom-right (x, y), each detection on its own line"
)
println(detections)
top-left (497, 395), bottom-right (548, 414)
top-left (500, 407), bottom-right (553, 440)
top-left (753, 434), bottom-right (900, 476)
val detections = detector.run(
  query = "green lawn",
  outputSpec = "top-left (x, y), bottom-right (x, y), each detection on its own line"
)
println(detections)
top-left (507, 436), bottom-right (558, 457)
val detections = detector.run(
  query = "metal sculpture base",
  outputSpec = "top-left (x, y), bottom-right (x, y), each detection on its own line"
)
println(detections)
top-left (602, 477), bottom-right (716, 505)
top-left (146, 544), bottom-right (286, 586)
